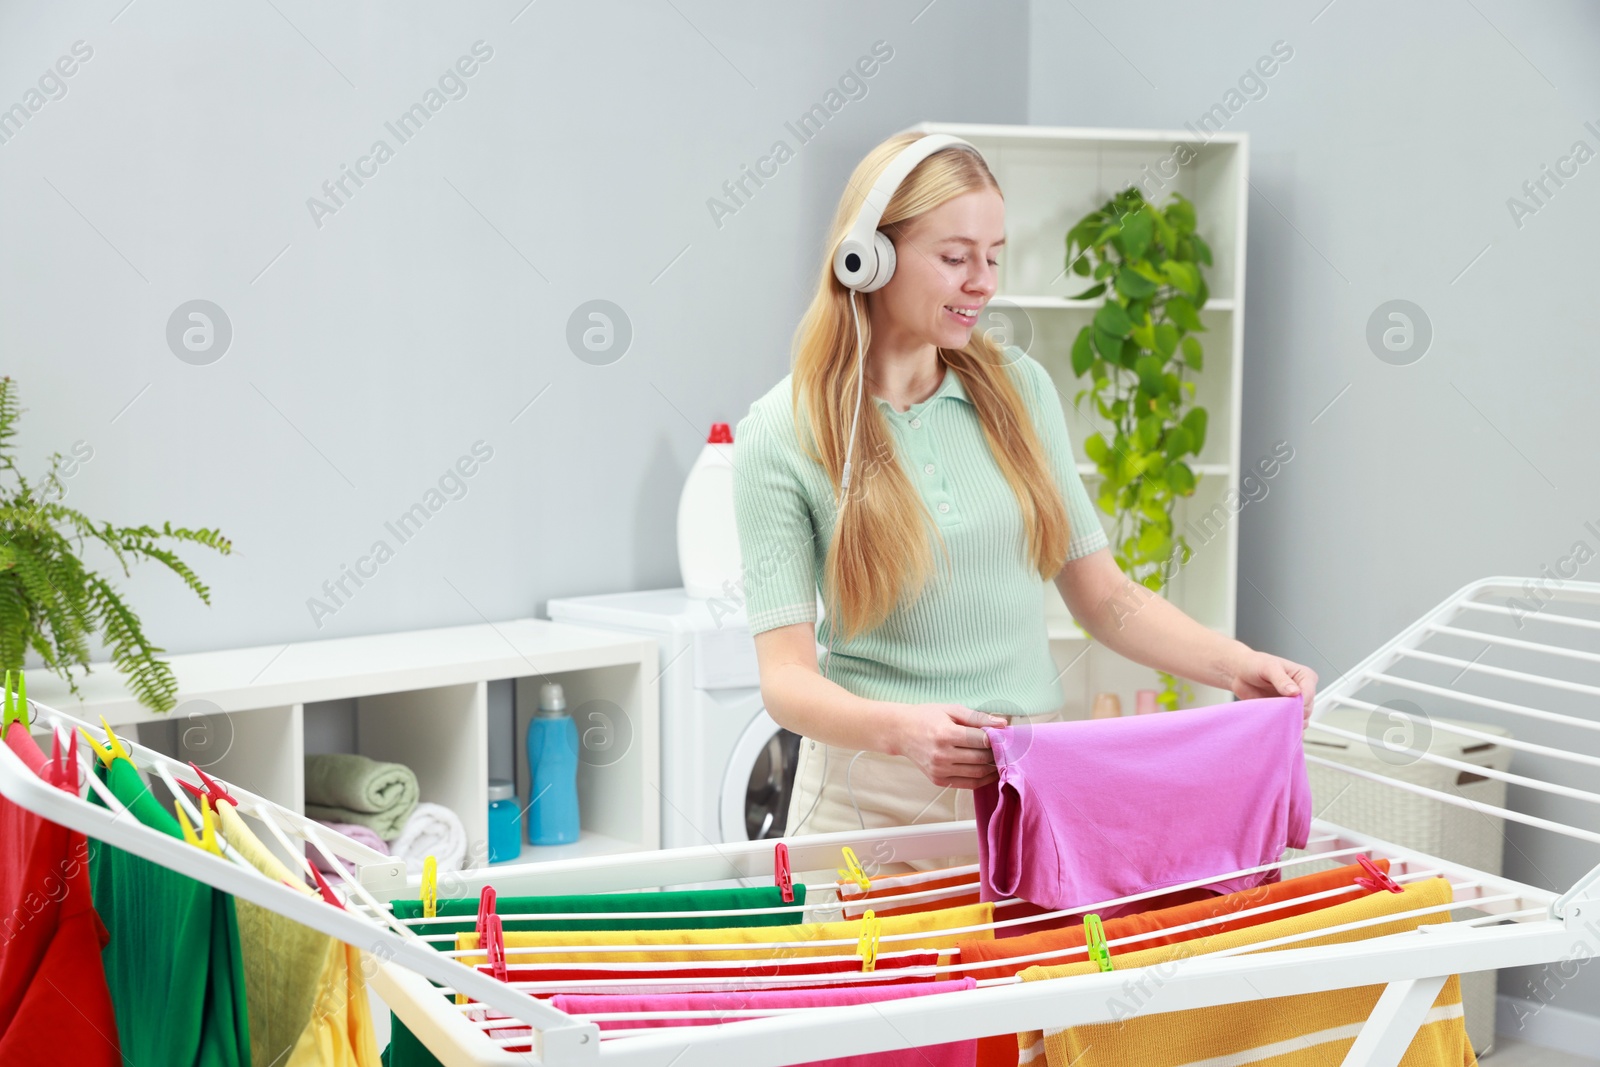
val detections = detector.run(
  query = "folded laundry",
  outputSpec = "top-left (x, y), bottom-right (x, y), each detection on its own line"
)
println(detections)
top-left (308, 820), bottom-right (389, 879)
top-left (388, 801), bottom-right (466, 875)
top-left (974, 695), bottom-right (1311, 911)
top-left (303, 753), bottom-right (418, 839)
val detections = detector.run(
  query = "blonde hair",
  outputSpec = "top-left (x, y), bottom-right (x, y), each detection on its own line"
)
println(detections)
top-left (792, 131), bottom-right (1073, 644)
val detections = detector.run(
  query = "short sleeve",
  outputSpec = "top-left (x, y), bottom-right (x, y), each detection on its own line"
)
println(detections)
top-left (1015, 349), bottom-right (1110, 562)
top-left (731, 404), bottom-right (820, 635)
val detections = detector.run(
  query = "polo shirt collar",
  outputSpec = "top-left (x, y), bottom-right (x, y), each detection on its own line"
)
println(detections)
top-left (872, 363), bottom-right (969, 413)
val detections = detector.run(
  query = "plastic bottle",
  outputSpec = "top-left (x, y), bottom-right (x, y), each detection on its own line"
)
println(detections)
top-left (526, 682), bottom-right (581, 845)
top-left (678, 423), bottom-right (743, 599)
top-left (1135, 689), bottom-right (1160, 715)
top-left (487, 779), bottom-right (521, 863)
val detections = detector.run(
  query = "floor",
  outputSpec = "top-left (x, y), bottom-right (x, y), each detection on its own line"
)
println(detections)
top-left (1482, 1038), bottom-right (1600, 1066)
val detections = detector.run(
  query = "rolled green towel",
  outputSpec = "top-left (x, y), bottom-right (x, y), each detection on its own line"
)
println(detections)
top-left (303, 753), bottom-right (419, 840)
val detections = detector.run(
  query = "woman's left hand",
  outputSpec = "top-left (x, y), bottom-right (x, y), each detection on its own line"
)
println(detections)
top-left (1227, 648), bottom-right (1317, 725)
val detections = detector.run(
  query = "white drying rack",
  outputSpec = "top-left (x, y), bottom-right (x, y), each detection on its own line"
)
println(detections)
top-left (0, 573), bottom-right (1596, 1067)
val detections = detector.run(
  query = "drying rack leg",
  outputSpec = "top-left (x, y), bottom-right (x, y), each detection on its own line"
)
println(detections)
top-left (1338, 975), bottom-right (1448, 1067)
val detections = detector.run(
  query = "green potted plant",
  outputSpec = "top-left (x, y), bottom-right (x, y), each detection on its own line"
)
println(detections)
top-left (0, 376), bottom-right (232, 713)
top-left (1064, 186), bottom-right (1212, 710)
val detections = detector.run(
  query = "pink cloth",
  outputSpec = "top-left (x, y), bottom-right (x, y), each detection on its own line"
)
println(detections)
top-left (307, 820), bottom-right (388, 878)
top-left (974, 695), bottom-right (1311, 912)
top-left (543, 979), bottom-right (979, 1065)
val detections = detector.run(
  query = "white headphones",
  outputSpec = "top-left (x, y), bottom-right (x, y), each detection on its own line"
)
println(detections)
top-left (832, 133), bottom-right (981, 293)
top-left (791, 132), bottom-right (982, 839)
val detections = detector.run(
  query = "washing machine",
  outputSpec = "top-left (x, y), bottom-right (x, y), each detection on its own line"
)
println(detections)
top-left (545, 588), bottom-right (814, 849)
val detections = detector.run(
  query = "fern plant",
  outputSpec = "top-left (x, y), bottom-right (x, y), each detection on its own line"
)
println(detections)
top-left (1064, 186), bottom-right (1212, 710)
top-left (0, 377), bottom-right (231, 713)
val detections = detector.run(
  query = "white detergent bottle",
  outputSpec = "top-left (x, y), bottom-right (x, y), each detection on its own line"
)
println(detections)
top-left (678, 422), bottom-right (743, 599)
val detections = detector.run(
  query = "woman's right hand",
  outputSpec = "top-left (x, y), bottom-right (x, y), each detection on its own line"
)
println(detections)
top-left (890, 703), bottom-right (1008, 789)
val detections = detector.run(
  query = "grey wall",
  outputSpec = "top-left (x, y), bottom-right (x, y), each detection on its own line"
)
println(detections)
top-left (0, 0), bottom-right (1028, 653)
top-left (1027, 0), bottom-right (1600, 1032)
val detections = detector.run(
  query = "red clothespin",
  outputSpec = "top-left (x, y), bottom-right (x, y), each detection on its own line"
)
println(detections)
top-left (46, 727), bottom-right (79, 792)
top-left (774, 842), bottom-right (794, 903)
top-left (1354, 855), bottom-right (1404, 894)
top-left (485, 913), bottom-right (508, 983)
top-left (476, 886), bottom-right (497, 941)
top-left (309, 865), bottom-right (346, 909)
top-left (178, 762), bottom-right (237, 810)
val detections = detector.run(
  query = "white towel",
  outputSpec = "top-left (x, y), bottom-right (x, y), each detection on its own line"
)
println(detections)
top-left (390, 802), bottom-right (467, 875)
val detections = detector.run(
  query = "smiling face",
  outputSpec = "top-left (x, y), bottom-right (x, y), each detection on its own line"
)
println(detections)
top-left (871, 187), bottom-right (1005, 353)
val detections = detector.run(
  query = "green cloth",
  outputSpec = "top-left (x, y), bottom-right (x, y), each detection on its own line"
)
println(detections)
top-left (302, 753), bottom-right (418, 839)
top-left (88, 758), bottom-right (251, 1067)
top-left (732, 346), bottom-right (1109, 714)
top-left (390, 883), bottom-right (809, 936)
top-left (235, 901), bottom-right (327, 1067)
top-left (384, 884), bottom-right (810, 1067)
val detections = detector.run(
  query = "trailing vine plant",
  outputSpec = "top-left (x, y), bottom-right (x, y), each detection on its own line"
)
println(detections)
top-left (1065, 187), bottom-right (1212, 709)
top-left (0, 376), bottom-right (232, 713)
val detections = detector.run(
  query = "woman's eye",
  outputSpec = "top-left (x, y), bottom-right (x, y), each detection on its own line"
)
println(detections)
top-left (942, 255), bottom-right (964, 265)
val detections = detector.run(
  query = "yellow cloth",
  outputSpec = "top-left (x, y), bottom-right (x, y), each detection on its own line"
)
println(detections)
top-left (1016, 877), bottom-right (1478, 1067)
top-left (216, 801), bottom-right (381, 1067)
top-left (458, 901), bottom-right (995, 966)
top-left (286, 941), bottom-right (383, 1067)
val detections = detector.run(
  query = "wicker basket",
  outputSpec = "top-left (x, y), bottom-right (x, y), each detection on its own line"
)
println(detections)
top-left (1291, 708), bottom-right (1514, 1056)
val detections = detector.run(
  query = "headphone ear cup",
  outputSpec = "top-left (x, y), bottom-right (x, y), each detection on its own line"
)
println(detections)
top-left (858, 231), bottom-right (897, 293)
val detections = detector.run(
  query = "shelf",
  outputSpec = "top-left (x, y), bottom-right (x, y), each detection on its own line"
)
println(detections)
top-left (490, 829), bottom-right (643, 866)
top-left (1002, 295), bottom-right (1235, 312)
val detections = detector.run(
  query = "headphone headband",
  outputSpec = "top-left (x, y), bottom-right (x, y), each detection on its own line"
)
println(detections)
top-left (832, 133), bottom-right (979, 293)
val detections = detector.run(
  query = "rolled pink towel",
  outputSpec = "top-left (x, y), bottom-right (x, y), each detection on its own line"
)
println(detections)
top-left (308, 820), bottom-right (390, 878)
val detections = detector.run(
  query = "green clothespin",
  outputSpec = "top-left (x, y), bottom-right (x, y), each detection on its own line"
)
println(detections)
top-left (0, 669), bottom-right (28, 736)
top-left (1085, 913), bottom-right (1114, 972)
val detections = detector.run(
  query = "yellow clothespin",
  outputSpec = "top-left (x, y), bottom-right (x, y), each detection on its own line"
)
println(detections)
top-left (79, 716), bottom-right (133, 769)
top-left (1084, 913), bottom-right (1113, 972)
top-left (1, 669), bottom-right (29, 735)
top-left (857, 908), bottom-right (880, 972)
top-left (838, 846), bottom-right (871, 892)
top-left (421, 855), bottom-right (438, 919)
top-left (177, 795), bottom-right (224, 857)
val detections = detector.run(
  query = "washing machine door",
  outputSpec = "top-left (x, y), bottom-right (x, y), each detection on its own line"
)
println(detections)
top-left (720, 708), bottom-right (801, 843)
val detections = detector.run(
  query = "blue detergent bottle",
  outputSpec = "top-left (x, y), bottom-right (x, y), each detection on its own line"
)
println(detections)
top-left (526, 681), bottom-right (581, 845)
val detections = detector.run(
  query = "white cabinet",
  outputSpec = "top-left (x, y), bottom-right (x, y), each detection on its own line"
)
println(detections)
top-left (910, 121), bottom-right (1248, 712)
top-left (26, 618), bottom-right (660, 866)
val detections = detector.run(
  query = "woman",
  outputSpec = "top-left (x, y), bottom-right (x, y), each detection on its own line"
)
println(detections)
top-left (731, 131), bottom-right (1316, 872)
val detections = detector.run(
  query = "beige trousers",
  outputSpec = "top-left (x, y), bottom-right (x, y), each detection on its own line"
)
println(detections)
top-left (783, 706), bottom-right (1066, 880)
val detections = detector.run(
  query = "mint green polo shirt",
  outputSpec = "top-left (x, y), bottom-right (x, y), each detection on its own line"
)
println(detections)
top-left (731, 346), bottom-right (1109, 717)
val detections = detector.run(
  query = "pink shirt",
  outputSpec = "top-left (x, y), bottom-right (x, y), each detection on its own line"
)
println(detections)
top-left (974, 695), bottom-right (1311, 911)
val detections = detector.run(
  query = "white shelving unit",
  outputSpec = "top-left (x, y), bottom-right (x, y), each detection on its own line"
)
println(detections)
top-left (910, 121), bottom-right (1248, 712)
top-left (22, 618), bottom-right (660, 868)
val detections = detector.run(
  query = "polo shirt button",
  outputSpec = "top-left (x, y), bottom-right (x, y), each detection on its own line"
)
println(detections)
top-left (924, 463), bottom-right (935, 475)
top-left (938, 502), bottom-right (950, 513)
top-left (909, 418), bottom-right (922, 428)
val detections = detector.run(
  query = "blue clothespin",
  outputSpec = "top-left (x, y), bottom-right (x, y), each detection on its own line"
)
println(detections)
top-left (1085, 913), bottom-right (1114, 972)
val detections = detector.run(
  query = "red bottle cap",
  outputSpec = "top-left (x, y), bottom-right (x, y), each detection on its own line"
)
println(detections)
top-left (707, 423), bottom-right (732, 444)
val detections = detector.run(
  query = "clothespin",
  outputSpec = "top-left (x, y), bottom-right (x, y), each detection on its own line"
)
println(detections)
top-left (1085, 914), bottom-right (1114, 972)
top-left (78, 716), bottom-right (133, 770)
top-left (1354, 855), bottom-right (1404, 894)
top-left (46, 727), bottom-right (79, 791)
top-left (485, 913), bottom-right (508, 983)
top-left (856, 909), bottom-right (880, 972)
top-left (1, 669), bottom-right (29, 735)
top-left (177, 762), bottom-right (238, 810)
top-left (774, 842), bottom-right (794, 903)
top-left (420, 855), bottom-right (438, 919)
top-left (177, 795), bottom-right (224, 857)
top-left (309, 866), bottom-right (346, 909)
top-left (476, 886), bottom-right (497, 941)
top-left (838, 846), bottom-right (870, 892)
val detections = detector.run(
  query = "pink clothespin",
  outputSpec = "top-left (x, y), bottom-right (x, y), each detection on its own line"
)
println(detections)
top-left (178, 762), bottom-right (237, 810)
top-left (476, 886), bottom-right (497, 941)
top-left (1354, 855), bottom-right (1404, 894)
top-left (485, 913), bottom-right (508, 983)
top-left (309, 865), bottom-right (346, 909)
top-left (774, 842), bottom-right (794, 903)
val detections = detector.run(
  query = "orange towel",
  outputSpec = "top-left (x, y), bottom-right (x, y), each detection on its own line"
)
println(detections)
top-left (1015, 877), bottom-right (1477, 1066)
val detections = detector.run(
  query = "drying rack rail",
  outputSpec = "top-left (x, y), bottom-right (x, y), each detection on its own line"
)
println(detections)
top-left (0, 574), bottom-right (1595, 1067)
